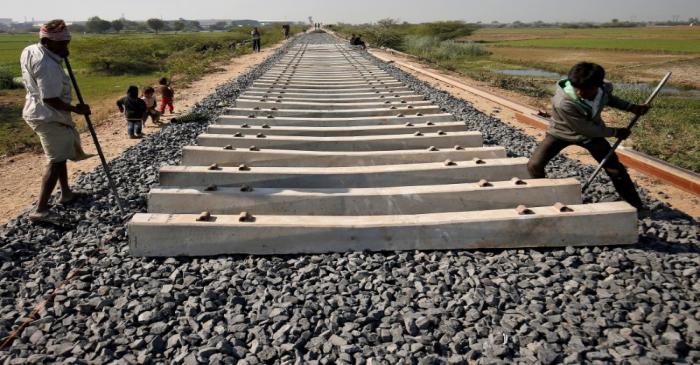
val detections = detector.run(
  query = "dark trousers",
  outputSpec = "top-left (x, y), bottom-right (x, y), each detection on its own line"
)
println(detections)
top-left (252, 39), bottom-right (261, 52)
top-left (527, 134), bottom-right (643, 208)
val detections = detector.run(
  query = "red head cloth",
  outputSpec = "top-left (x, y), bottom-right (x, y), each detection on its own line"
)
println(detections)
top-left (40, 19), bottom-right (71, 41)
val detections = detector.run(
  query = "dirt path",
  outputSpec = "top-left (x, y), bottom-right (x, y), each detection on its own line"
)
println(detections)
top-left (0, 43), bottom-right (285, 225)
top-left (372, 49), bottom-right (700, 219)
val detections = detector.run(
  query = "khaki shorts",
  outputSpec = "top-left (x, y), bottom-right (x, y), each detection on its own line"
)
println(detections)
top-left (28, 121), bottom-right (82, 163)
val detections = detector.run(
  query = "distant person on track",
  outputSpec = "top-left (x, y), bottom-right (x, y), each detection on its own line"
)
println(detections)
top-left (527, 62), bottom-right (651, 217)
top-left (20, 19), bottom-right (94, 223)
top-left (141, 86), bottom-right (161, 126)
top-left (350, 34), bottom-right (366, 50)
top-left (117, 85), bottom-right (147, 139)
top-left (282, 24), bottom-right (290, 39)
top-left (157, 77), bottom-right (175, 114)
top-left (251, 27), bottom-right (261, 52)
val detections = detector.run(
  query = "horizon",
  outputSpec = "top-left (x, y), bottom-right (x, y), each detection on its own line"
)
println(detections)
top-left (4, 17), bottom-right (699, 25)
top-left (3, 0), bottom-right (698, 24)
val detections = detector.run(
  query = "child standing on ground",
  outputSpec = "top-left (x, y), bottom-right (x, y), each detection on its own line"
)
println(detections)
top-left (141, 86), bottom-right (161, 125)
top-left (117, 85), bottom-right (147, 139)
top-left (158, 77), bottom-right (175, 114)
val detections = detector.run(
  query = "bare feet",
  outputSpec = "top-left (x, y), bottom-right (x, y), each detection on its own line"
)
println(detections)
top-left (28, 210), bottom-right (49, 221)
top-left (59, 190), bottom-right (91, 205)
top-left (73, 152), bottom-right (96, 162)
top-left (28, 209), bottom-right (61, 224)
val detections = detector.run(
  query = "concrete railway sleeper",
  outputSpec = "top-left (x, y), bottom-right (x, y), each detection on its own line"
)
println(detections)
top-left (180, 146), bottom-right (508, 167)
top-left (147, 178), bottom-right (583, 215)
top-left (195, 131), bottom-right (483, 151)
top-left (128, 41), bottom-right (638, 256)
top-left (205, 121), bottom-right (470, 137)
top-left (214, 114), bottom-right (457, 127)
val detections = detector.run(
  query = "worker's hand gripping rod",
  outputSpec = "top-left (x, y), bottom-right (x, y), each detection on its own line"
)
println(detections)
top-left (582, 72), bottom-right (672, 192)
top-left (64, 58), bottom-right (126, 215)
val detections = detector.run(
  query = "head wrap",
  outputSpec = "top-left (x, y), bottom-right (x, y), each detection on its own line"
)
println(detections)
top-left (40, 19), bottom-right (71, 41)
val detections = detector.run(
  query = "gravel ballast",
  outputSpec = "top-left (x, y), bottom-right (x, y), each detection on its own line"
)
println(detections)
top-left (1, 32), bottom-right (698, 364)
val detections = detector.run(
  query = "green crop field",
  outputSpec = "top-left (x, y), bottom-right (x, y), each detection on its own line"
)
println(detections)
top-left (466, 26), bottom-right (700, 53)
top-left (494, 38), bottom-right (700, 54)
top-left (0, 34), bottom-right (36, 74)
top-left (465, 26), bottom-right (700, 42)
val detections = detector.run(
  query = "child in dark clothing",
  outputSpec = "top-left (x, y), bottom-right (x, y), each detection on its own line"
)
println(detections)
top-left (251, 27), bottom-right (261, 53)
top-left (527, 62), bottom-right (651, 217)
top-left (158, 77), bottom-right (175, 114)
top-left (350, 34), bottom-right (366, 50)
top-left (117, 85), bottom-right (147, 139)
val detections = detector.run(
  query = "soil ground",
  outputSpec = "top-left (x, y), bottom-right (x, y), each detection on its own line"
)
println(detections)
top-left (372, 48), bottom-right (700, 219)
top-left (0, 42), bottom-right (285, 224)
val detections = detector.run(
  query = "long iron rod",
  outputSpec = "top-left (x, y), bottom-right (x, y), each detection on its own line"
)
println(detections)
top-left (64, 58), bottom-right (126, 215)
top-left (582, 72), bottom-right (672, 192)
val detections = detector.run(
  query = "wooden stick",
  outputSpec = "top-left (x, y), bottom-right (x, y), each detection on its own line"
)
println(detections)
top-left (582, 72), bottom-right (672, 192)
top-left (64, 58), bottom-right (126, 215)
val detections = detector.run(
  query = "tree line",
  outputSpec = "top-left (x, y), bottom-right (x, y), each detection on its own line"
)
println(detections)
top-left (79, 17), bottom-right (203, 34)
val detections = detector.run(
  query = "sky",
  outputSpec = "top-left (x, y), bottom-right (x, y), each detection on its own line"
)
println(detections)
top-left (3, 0), bottom-right (699, 24)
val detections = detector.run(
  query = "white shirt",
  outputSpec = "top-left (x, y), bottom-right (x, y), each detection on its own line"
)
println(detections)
top-left (142, 95), bottom-right (157, 109)
top-left (20, 43), bottom-right (73, 126)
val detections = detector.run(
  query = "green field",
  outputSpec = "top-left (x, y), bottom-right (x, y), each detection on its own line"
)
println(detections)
top-left (494, 38), bottom-right (700, 53)
top-left (464, 26), bottom-right (700, 42)
top-left (0, 34), bottom-right (35, 74)
top-left (469, 27), bottom-right (700, 54)
top-left (0, 25), bottom-right (303, 156)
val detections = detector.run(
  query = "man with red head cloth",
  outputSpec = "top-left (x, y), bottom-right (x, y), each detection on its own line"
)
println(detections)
top-left (20, 19), bottom-right (94, 223)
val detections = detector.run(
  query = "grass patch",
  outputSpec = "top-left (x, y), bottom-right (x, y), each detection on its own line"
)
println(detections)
top-left (0, 67), bottom-right (16, 89)
top-left (607, 89), bottom-right (700, 172)
top-left (403, 35), bottom-right (490, 62)
top-left (0, 90), bottom-right (38, 156)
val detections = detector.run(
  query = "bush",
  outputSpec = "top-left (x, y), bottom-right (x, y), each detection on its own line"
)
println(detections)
top-left (364, 26), bottom-right (403, 49)
top-left (438, 40), bottom-right (491, 59)
top-left (0, 67), bottom-right (15, 89)
top-left (415, 21), bottom-right (478, 41)
top-left (403, 36), bottom-right (490, 62)
top-left (74, 38), bottom-right (164, 75)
